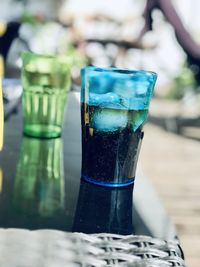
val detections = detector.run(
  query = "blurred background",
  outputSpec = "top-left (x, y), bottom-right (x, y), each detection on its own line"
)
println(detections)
top-left (0, 0), bottom-right (199, 266)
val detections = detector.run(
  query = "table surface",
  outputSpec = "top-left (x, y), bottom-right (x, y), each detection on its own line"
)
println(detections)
top-left (0, 91), bottom-right (176, 240)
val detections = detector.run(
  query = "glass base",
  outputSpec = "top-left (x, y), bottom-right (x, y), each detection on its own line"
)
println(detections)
top-left (81, 175), bottom-right (135, 188)
top-left (23, 124), bottom-right (61, 138)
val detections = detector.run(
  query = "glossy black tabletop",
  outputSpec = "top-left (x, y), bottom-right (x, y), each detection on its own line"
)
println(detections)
top-left (0, 92), bottom-right (176, 239)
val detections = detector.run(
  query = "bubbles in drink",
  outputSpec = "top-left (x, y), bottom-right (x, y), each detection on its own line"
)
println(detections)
top-left (81, 104), bottom-right (144, 185)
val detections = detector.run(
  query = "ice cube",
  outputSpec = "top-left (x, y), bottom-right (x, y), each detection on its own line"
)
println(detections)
top-left (118, 95), bottom-right (149, 110)
top-left (113, 78), bottom-right (151, 110)
top-left (134, 80), bottom-right (150, 96)
top-left (90, 108), bottom-right (128, 132)
top-left (89, 92), bottom-right (122, 108)
top-left (114, 80), bottom-right (135, 98)
top-left (26, 59), bottom-right (52, 74)
top-left (89, 73), bottom-right (115, 94)
top-left (130, 109), bottom-right (148, 131)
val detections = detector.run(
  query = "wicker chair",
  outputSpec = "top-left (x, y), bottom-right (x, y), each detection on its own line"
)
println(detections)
top-left (0, 229), bottom-right (186, 267)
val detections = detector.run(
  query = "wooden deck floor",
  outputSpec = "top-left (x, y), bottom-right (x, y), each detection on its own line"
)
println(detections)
top-left (139, 122), bottom-right (200, 267)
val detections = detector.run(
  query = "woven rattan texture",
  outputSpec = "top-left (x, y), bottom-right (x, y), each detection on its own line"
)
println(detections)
top-left (0, 229), bottom-right (186, 267)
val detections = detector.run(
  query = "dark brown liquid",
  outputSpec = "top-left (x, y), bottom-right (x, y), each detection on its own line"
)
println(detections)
top-left (81, 104), bottom-right (143, 186)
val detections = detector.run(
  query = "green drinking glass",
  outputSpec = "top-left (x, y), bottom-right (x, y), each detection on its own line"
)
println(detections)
top-left (22, 52), bottom-right (71, 138)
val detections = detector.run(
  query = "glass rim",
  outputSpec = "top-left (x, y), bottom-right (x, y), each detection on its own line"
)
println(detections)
top-left (21, 51), bottom-right (72, 64)
top-left (81, 66), bottom-right (157, 79)
top-left (22, 51), bottom-right (58, 60)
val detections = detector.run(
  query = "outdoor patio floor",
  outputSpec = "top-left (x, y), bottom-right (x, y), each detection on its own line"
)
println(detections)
top-left (140, 119), bottom-right (200, 267)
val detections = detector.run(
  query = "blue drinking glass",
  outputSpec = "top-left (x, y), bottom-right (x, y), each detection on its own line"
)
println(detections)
top-left (81, 66), bottom-right (157, 187)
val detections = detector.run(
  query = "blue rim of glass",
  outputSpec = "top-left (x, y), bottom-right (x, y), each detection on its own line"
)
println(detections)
top-left (81, 66), bottom-right (157, 79)
top-left (82, 175), bottom-right (135, 188)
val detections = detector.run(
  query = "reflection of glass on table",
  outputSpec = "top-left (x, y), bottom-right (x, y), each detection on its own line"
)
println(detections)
top-left (73, 180), bottom-right (133, 235)
top-left (14, 137), bottom-right (65, 217)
